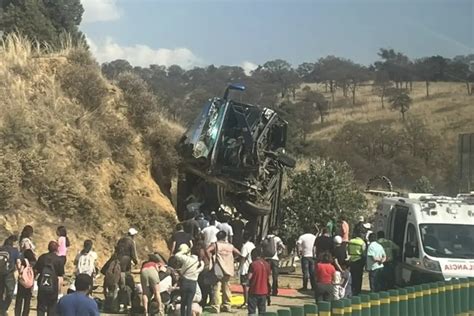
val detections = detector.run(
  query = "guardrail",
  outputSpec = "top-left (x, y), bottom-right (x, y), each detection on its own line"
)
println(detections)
top-left (261, 277), bottom-right (474, 316)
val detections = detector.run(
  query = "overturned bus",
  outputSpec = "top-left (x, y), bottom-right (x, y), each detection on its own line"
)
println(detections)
top-left (176, 84), bottom-right (295, 238)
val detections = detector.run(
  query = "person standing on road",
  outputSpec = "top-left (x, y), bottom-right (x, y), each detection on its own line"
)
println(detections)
top-left (218, 216), bottom-right (234, 244)
top-left (116, 228), bottom-right (139, 273)
top-left (331, 235), bottom-right (348, 272)
top-left (35, 241), bottom-right (65, 316)
top-left (296, 230), bottom-right (316, 291)
top-left (15, 249), bottom-right (36, 316)
top-left (366, 233), bottom-right (386, 292)
top-left (339, 217), bottom-right (350, 243)
top-left (19, 225), bottom-right (35, 254)
top-left (171, 224), bottom-right (193, 255)
top-left (353, 216), bottom-right (367, 239)
top-left (238, 232), bottom-right (256, 308)
top-left (206, 231), bottom-right (241, 313)
top-left (201, 219), bottom-right (220, 248)
top-left (182, 214), bottom-right (201, 241)
top-left (347, 232), bottom-right (366, 296)
top-left (0, 236), bottom-right (21, 316)
top-left (377, 231), bottom-right (399, 290)
top-left (314, 228), bottom-right (333, 260)
top-left (263, 227), bottom-right (285, 296)
top-left (247, 248), bottom-right (271, 316)
top-left (314, 252), bottom-right (336, 302)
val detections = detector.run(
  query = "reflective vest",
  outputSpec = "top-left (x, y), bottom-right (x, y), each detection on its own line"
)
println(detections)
top-left (348, 237), bottom-right (365, 262)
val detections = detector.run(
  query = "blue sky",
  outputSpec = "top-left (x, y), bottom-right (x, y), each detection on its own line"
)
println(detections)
top-left (81, 0), bottom-right (473, 70)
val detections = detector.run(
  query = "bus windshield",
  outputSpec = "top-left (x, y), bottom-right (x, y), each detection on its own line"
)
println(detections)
top-left (420, 224), bottom-right (474, 259)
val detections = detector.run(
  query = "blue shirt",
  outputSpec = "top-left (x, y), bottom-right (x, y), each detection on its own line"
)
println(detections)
top-left (0, 245), bottom-right (21, 274)
top-left (57, 292), bottom-right (99, 316)
top-left (366, 241), bottom-right (386, 271)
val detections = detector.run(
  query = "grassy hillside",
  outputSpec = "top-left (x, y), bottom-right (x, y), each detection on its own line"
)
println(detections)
top-left (296, 81), bottom-right (474, 193)
top-left (0, 35), bottom-right (179, 265)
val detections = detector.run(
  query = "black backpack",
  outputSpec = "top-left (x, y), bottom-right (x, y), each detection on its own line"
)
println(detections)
top-left (0, 249), bottom-right (11, 275)
top-left (261, 236), bottom-right (277, 258)
top-left (38, 263), bottom-right (58, 295)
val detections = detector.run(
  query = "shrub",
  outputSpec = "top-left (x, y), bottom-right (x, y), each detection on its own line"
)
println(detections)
top-left (72, 129), bottom-right (111, 164)
top-left (0, 151), bottom-right (23, 210)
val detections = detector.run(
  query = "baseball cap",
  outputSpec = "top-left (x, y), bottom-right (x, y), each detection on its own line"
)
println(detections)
top-left (334, 236), bottom-right (343, 244)
top-left (128, 228), bottom-right (138, 236)
top-left (358, 216), bottom-right (364, 222)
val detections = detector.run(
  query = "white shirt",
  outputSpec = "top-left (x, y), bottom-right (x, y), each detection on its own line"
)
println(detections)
top-left (218, 223), bottom-right (234, 239)
top-left (297, 233), bottom-right (316, 258)
top-left (266, 235), bottom-right (284, 261)
top-left (239, 241), bottom-right (256, 276)
top-left (202, 225), bottom-right (220, 247)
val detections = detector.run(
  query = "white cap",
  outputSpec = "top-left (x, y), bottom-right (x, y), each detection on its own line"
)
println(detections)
top-left (363, 223), bottom-right (372, 229)
top-left (334, 235), bottom-right (343, 244)
top-left (358, 216), bottom-right (364, 222)
top-left (128, 228), bottom-right (138, 236)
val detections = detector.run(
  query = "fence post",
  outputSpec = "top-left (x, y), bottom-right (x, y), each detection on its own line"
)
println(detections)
top-left (422, 283), bottom-right (431, 316)
top-left (360, 294), bottom-right (371, 316)
top-left (398, 288), bottom-right (408, 316)
top-left (290, 306), bottom-right (305, 316)
top-left (406, 287), bottom-right (416, 316)
top-left (469, 277), bottom-right (474, 314)
top-left (430, 282), bottom-right (439, 316)
top-left (318, 301), bottom-right (331, 316)
top-left (438, 281), bottom-right (446, 316)
top-left (351, 296), bottom-right (362, 316)
top-left (446, 279), bottom-right (454, 316)
top-left (304, 304), bottom-right (319, 316)
top-left (369, 293), bottom-right (380, 316)
top-left (331, 300), bottom-right (344, 316)
top-left (278, 309), bottom-right (292, 316)
top-left (343, 298), bottom-right (352, 316)
top-left (461, 278), bottom-right (469, 316)
top-left (378, 292), bottom-right (389, 316)
top-left (414, 285), bottom-right (424, 316)
top-left (453, 278), bottom-right (461, 316)
top-left (388, 289), bottom-right (399, 316)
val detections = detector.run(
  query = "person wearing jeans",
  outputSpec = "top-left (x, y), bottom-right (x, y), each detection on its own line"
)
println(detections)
top-left (264, 228), bottom-right (285, 296)
top-left (366, 233), bottom-right (386, 292)
top-left (175, 244), bottom-right (203, 316)
top-left (0, 236), bottom-right (21, 316)
top-left (248, 248), bottom-right (271, 316)
top-left (297, 231), bottom-right (317, 290)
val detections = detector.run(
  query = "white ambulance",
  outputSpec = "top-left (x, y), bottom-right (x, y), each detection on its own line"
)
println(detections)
top-left (374, 194), bottom-right (474, 285)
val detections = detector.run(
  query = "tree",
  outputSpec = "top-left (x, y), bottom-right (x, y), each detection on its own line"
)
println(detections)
top-left (302, 89), bottom-right (329, 123)
top-left (296, 62), bottom-right (315, 81)
top-left (446, 60), bottom-right (474, 95)
top-left (376, 48), bottom-right (413, 89)
top-left (261, 59), bottom-right (295, 98)
top-left (389, 90), bottom-right (412, 120)
top-left (101, 59), bottom-right (133, 80)
top-left (372, 69), bottom-right (391, 108)
top-left (413, 176), bottom-right (435, 193)
top-left (414, 56), bottom-right (448, 97)
top-left (281, 158), bottom-right (367, 245)
top-left (0, 0), bottom-right (85, 46)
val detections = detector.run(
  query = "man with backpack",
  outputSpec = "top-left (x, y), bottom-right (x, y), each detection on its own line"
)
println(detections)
top-left (262, 227), bottom-right (285, 296)
top-left (116, 228), bottom-right (139, 273)
top-left (35, 241), bottom-right (65, 316)
top-left (0, 235), bottom-right (21, 316)
top-left (101, 250), bottom-right (124, 313)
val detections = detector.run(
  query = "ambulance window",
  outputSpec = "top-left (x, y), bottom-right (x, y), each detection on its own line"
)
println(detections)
top-left (406, 223), bottom-right (419, 257)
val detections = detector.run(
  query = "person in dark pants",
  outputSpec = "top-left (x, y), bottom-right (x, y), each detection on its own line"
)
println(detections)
top-left (296, 231), bottom-right (316, 290)
top-left (366, 233), bottom-right (386, 292)
top-left (264, 228), bottom-right (285, 296)
top-left (248, 248), bottom-right (271, 316)
top-left (35, 241), bottom-right (65, 316)
top-left (347, 233), bottom-right (366, 296)
top-left (0, 236), bottom-right (21, 316)
top-left (14, 249), bottom-right (36, 316)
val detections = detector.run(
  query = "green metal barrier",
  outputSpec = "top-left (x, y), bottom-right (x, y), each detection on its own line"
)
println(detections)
top-left (469, 277), bottom-right (474, 313)
top-left (290, 306), bottom-right (305, 316)
top-left (422, 283), bottom-right (432, 316)
top-left (446, 279), bottom-right (454, 316)
top-left (398, 288), bottom-right (408, 316)
top-left (351, 296), bottom-right (361, 316)
top-left (277, 309), bottom-right (292, 316)
top-left (369, 293), bottom-right (380, 316)
top-left (332, 300), bottom-right (344, 316)
top-left (460, 278), bottom-right (469, 316)
top-left (318, 301), bottom-right (331, 316)
top-left (378, 292), bottom-right (389, 316)
top-left (453, 278), bottom-right (461, 316)
top-left (343, 298), bottom-right (352, 316)
top-left (414, 285), bottom-right (424, 316)
top-left (388, 289), bottom-right (399, 316)
top-left (429, 282), bottom-right (439, 316)
top-left (438, 281), bottom-right (447, 316)
top-left (406, 287), bottom-right (416, 316)
top-left (262, 313), bottom-right (278, 316)
top-left (359, 294), bottom-right (370, 316)
top-left (304, 304), bottom-right (319, 316)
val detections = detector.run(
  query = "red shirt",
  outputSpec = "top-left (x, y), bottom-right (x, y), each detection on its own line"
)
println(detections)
top-left (315, 262), bottom-right (336, 284)
top-left (141, 261), bottom-right (160, 270)
top-left (249, 259), bottom-right (271, 295)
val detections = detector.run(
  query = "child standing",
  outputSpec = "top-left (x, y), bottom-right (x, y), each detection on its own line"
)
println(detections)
top-left (248, 248), bottom-right (271, 316)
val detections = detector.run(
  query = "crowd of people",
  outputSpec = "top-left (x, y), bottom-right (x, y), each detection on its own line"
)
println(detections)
top-left (0, 211), bottom-right (400, 316)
